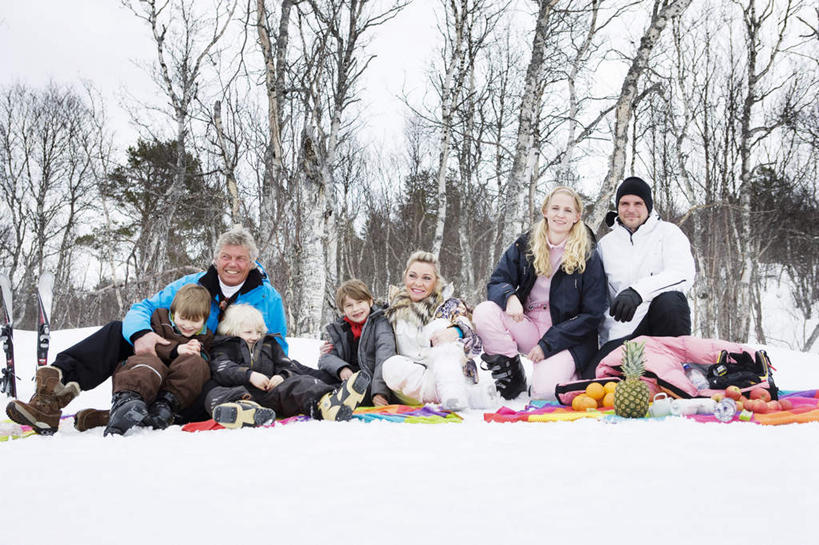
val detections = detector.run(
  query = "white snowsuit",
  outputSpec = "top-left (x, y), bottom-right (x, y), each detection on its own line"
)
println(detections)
top-left (597, 212), bottom-right (696, 344)
top-left (382, 298), bottom-right (496, 411)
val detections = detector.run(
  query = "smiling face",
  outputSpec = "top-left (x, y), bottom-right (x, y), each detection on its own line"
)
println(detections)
top-left (617, 195), bottom-right (649, 232)
top-left (404, 261), bottom-right (437, 302)
top-left (237, 321), bottom-right (263, 347)
top-left (342, 296), bottom-right (372, 324)
top-left (214, 244), bottom-right (253, 286)
top-left (544, 191), bottom-right (581, 243)
top-left (175, 315), bottom-right (205, 337)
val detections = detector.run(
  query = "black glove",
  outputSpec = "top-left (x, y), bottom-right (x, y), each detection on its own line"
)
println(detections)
top-left (609, 288), bottom-right (642, 322)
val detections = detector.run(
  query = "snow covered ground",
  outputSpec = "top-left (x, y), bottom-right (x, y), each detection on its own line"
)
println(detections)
top-left (2, 328), bottom-right (818, 545)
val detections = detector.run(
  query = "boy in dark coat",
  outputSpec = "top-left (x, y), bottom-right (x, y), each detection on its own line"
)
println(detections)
top-left (206, 304), bottom-right (370, 426)
top-left (103, 284), bottom-right (214, 435)
top-left (318, 279), bottom-right (397, 406)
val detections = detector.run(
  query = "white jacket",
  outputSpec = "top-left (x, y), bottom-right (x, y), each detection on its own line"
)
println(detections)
top-left (597, 212), bottom-right (696, 343)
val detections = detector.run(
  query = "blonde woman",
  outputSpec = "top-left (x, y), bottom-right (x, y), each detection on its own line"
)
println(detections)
top-left (381, 251), bottom-right (495, 411)
top-left (473, 186), bottom-right (606, 400)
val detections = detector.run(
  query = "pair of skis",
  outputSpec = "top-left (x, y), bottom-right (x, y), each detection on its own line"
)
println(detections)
top-left (0, 273), bottom-right (54, 398)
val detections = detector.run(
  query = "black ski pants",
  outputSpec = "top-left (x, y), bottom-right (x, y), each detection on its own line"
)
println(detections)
top-left (52, 320), bottom-right (133, 391)
top-left (204, 375), bottom-right (335, 419)
top-left (581, 291), bottom-right (692, 378)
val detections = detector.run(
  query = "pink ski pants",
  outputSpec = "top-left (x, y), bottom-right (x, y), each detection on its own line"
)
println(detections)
top-left (473, 301), bottom-right (577, 400)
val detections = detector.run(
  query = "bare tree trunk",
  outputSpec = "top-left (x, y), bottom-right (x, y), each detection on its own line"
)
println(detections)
top-left (588, 0), bottom-right (693, 230)
top-left (213, 100), bottom-right (242, 223)
top-left (504, 0), bottom-right (558, 243)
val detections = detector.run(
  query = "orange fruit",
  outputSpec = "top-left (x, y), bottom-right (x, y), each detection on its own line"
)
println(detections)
top-left (604, 382), bottom-right (618, 394)
top-left (601, 392), bottom-right (615, 408)
top-left (572, 394), bottom-right (598, 411)
top-left (585, 382), bottom-right (605, 401)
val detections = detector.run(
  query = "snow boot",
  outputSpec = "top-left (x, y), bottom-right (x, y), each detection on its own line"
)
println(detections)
top-left (144, 390), bottom-right (180, 430)
top-left (74, 408), bottom-right (109, 432)
top-left (5, 366), bottom-right (80, 435)
top-left (317, 371), bottom-right (370, 421)
top-left (480, 353), bottom-right (526, 400)
top-left (104, 391), bottom-right (148, 436)
top-left (212, 399), bottom-right (276, 429)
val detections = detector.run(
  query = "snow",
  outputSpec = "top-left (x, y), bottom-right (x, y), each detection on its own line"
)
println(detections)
top-left (2, 328), bottom-right (818, 545)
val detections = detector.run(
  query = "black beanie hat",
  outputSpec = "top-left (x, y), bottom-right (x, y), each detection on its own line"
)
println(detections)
top-left (616, 176), bottom-right (653, 214)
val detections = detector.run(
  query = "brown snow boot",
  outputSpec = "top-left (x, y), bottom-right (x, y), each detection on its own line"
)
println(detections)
top-left (74, 408), bottom-right (110, 432)
top-left (5, 366), bottom-right (80, 435)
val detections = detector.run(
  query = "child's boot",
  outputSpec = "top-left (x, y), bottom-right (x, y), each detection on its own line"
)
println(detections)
top-left (317, 371), bottom-right (370, 421)
top-left (104, 391), bottom-right (148, 436)
top-left (145, 390), bottom-right (180, 430)
top-left (213, 399), bottom-right (276, 429)
top-left (5, 366), bottom-right (80, 435)
top-left (74, 408), bottom-right (110, 432)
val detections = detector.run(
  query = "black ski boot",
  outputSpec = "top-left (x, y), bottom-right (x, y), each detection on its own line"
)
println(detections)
top-left (480, 353), bottom-right (526, 400)
top-left (104, 391), bottom-right (148, 436)
top-left (144, 390), bottom-right (180, 430)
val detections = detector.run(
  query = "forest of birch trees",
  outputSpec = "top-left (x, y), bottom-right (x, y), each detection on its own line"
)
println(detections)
top-left (1, 0), bottom-right (817, 350)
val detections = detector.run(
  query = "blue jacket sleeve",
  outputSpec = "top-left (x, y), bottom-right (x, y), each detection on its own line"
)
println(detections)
top-left (259, 285), bottom-right (288, 354)
top-left (121, 273), bottom-right (202, 345)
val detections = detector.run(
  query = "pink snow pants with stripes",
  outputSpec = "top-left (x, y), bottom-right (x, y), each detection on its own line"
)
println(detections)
top-left (473, 301), bottom-right (577, 400)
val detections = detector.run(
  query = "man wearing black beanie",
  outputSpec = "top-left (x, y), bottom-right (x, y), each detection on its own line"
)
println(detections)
top-left (584, 176), bottom-right (696, 377)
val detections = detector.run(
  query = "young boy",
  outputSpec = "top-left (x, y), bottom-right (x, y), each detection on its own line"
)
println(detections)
top-left (103, 284), bottom-right (214, 435)
top-left (206, 304), bottom-right (370, 426)
top-left (318, 279), bottom-right (396, 406)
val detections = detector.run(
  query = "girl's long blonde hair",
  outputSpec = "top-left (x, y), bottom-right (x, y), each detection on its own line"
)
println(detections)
top-left (528, 186), bottom-right (590, 277)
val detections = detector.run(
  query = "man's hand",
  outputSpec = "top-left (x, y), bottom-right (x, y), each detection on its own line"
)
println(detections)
top-left (505, 295), bottom-right (524, 322)
top-left (373, 394), bottom-right (389, 406)
top-left (609, 288), bottom-right (643, 322)
top-left (133, 331), bottom-right (171, 357)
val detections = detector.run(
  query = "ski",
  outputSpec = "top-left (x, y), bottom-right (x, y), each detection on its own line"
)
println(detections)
top-left (37, 272), bottom-right (55, 368)
top-left (0, 273), bottom-right (15, 398)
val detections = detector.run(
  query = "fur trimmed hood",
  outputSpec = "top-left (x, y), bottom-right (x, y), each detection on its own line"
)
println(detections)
top-left (385, 284), bottom-right (455, 328)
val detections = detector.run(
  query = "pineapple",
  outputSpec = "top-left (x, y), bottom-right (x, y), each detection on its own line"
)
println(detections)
top-left (613, 341), bottom-right (650, 418)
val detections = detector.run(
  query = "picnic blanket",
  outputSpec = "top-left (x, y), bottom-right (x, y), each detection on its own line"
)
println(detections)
top-left (483, 391), bottom-right (819, 425)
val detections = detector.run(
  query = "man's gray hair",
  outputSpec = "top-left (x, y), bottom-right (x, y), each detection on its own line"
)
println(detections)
top-left (214, 226), bottom-right (259, 262)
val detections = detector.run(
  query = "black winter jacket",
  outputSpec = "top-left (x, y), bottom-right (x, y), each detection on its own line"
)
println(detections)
top-left (486, 230), bottom-right (607, 376)
top-left (209, 334), bottom-right (331, 387)
top-left (318, 305), bottom-right (396, 398)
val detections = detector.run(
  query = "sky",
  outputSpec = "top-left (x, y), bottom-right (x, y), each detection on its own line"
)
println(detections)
top-left (0, 0), bottom-right (447, 154)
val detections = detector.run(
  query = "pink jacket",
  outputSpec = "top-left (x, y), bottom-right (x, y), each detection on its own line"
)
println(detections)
top-left (596, 335), bottom-right (752, 398)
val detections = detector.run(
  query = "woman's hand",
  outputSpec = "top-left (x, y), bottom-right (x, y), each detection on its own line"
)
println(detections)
top-left (249, 371), bottom-right (269, 390)
top-left (527, 344), bottom-right (545, 363)
top-left (267, 375), bottom-right (284, 390)
top-left (319, 341), bottom-right (333, 355)
top-left (505, 295), bottom-right (524, 322)
top-left (430, 328), bottom-right (459, 346)
top-left (373, 394), bottom-right (389, 406)
top-left (339, 367), bottom-right (354, 380)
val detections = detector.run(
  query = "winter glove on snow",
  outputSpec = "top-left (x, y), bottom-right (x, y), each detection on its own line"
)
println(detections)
top-left (609, 288), bottom-right (642, 322)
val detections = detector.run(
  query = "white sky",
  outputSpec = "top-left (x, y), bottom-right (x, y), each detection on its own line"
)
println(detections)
top-left (0, 0), bottom-right (445, 154)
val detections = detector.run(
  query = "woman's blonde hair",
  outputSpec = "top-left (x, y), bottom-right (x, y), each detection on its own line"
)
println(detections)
top-left (528, 186), bottom-right (590, 276)
top-left (217, 304), bottom-right (267, 336)
top-left (403, 250), bottom-right (445, 297)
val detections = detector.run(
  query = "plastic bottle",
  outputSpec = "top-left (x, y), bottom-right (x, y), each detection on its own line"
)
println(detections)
top-left (682, 363), bottom-right (709, 391)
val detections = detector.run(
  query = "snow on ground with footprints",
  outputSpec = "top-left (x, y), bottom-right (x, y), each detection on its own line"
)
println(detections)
top-left (2, 327), bottom-right (818, 545)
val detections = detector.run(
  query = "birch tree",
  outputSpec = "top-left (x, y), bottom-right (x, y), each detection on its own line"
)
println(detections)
top-left (587, 0), bottom-right (693, 229)
top-left (124, 0), bottom-right (237, 275)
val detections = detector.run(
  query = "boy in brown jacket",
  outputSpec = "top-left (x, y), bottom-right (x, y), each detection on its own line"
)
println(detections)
top-left (102, 284), bottom-right (213, 435)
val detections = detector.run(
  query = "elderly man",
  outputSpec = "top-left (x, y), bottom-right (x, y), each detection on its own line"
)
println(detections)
top-left (585, 177), bottom-right (696, 377)
top-left (6, 226), bottom-right (288, 434)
